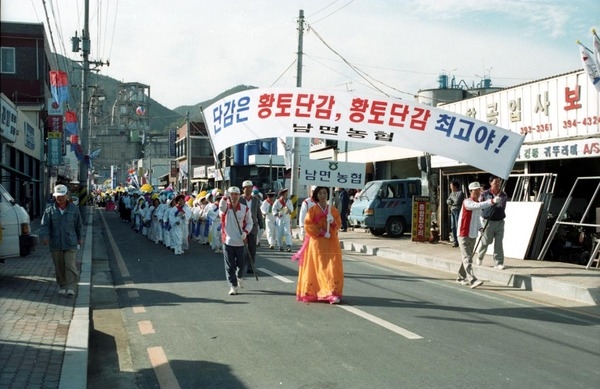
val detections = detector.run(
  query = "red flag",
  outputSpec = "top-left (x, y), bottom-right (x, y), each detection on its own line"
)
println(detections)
top-left (65, 110), bottom-right (79, 135)
top-left (49, 70), bottom-right (69, 104)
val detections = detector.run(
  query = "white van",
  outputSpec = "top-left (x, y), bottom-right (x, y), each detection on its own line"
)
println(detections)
top-left (0, 184), bottom-right (37, 262)
top-left (349, 178), bottom-right (422, 237)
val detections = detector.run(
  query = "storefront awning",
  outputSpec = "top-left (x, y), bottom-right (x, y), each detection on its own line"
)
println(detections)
top-left (0, 163), bottom-right (41, 183)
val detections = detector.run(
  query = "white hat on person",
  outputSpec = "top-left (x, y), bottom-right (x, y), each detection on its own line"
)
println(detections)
top-left (228, 186), bottom-right (241, 194)
top-left (242, 180), bottom-right (253, 188)
top-left (468, 182), bottom-right (482, 190)
top-left (53, 184), bottom-right (68, 197)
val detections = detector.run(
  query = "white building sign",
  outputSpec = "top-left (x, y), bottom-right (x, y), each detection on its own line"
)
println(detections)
top-left (433, 70), bottom-right (599, 169)
top-left (299, 159), bottom-right (365, 189)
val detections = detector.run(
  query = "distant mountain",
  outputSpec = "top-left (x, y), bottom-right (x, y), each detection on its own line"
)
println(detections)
top-left (57, 55), bottom-right (255, 134)
top-left (171, 84), bottom-right (257, 123)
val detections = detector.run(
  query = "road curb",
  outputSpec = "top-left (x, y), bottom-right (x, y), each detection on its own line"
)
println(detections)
top-left (340, 239), bottom-right (599, 306)
top-left (59, 211), bottom-right (93, 389)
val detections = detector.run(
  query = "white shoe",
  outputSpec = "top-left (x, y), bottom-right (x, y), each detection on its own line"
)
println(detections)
top-left (494, 264), bottom-right (505, 270)
top-left (470, 280), bottom-right (484, 289)
top-left (58, 289), bottom-right (66, 295)
top-left (66, 289), bottom-right (76, 296)
top-left (476, 259), bottom-right (483, 266)
top-left (228, 287), bottom-right (238, 295)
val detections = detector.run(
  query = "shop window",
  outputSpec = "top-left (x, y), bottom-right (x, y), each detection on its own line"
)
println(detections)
top-left (1, 47), bottom-right (16, 74)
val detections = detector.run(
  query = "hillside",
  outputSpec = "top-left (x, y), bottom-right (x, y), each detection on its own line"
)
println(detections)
top-left (58, 55), bottom-right (256, 134)
top-left (171, 84), bottom-right (257, 123)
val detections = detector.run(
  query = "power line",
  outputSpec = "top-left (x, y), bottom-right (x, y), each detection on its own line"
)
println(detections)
top-left (308, 25), bottom-right (392, 97)
top-left (270, 59), bottom-right (297, 87)
top-left (310, 0), bottom-right (355, 25)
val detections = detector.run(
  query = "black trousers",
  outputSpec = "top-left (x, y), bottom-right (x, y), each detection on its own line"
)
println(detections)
top-left (245, 232), bottom-right (257, 271)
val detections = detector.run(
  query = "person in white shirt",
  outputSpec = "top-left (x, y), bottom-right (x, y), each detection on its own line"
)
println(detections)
top-left (207, 190), bottom-right (223, 253)
top-left (148, 196), bottom-right (161, 244)
top-left (298, 186), bottom-right (317, 240)
top-left (169, 194), bottom-right (187, 255)
top-left (456, 181), bottom-right (501, 289)
top-left (273, 188), bottom-right (294, 252)
top-left (162, 194), bottom-right (174, 249)
top-left (219, 186), bottom-right (253, 295)
top-left (180, 196), bottom-right (193, 251)
top-left (239, 180), bottom-right (263, 274)
top-left (154, 194), bottom-right (168, 245)
top-left (260, 190), bottom-right (277, 249)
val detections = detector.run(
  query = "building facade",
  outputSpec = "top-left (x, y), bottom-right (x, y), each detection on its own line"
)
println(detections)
top-left (433, 70), bottom-right (599, 244)
top-left (1, 22), bottom-right (55, 218)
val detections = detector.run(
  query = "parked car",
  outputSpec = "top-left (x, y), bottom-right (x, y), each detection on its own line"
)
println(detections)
top-left (348, 178), bottom-right (422, 237)
top-left (0, 184), bottom-right (37, 262)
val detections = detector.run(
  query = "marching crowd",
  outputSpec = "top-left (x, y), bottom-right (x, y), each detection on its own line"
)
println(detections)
top-left (104, 182), bottom-right (299, 257)
top-left (99, 181), bottom-right (347, 302)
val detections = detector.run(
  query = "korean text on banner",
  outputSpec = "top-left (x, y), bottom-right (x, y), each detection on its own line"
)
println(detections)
top-left (203, 88), bottom-right (525, 179)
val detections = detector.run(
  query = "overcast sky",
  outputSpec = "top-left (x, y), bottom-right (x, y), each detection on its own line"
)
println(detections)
top-left (2, 0), bottom-right (599, 110)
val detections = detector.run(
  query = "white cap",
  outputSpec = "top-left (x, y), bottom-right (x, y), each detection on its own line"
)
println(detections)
top-left (53, 184), bottom-right (68, 197)
top-left (242, 180), bottom-right (253, 188)
top-left (228, 186), bottom-right (241, 194)
top-left (468, 182), bottom-right (481, 190)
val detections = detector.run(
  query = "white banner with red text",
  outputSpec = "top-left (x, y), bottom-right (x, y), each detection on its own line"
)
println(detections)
top-left (203, 88), bottom-right (525, 179)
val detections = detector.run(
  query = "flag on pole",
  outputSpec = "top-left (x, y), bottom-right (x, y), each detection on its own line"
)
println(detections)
top-left (279, 138), bottom-right (293, 169)
top-left (578, 40), bottom-right (600, 92)
top-left (127, 168), bottom-right (139, 188)
top-left (49, 70), bottom-right (69, 105)
top-left (65, 111), bottom-right (79, 135)
top-left (89, 149), bottom-right (101, 159)
top-left (593, 29), bottom-right (600, 70)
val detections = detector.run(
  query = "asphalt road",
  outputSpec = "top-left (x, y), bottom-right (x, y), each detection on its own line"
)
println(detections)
top-left (89, 211), bottom-right (600, 388)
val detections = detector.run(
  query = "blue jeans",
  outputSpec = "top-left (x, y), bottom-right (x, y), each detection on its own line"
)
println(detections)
top-left (450, 209), bottom-right (459, 244)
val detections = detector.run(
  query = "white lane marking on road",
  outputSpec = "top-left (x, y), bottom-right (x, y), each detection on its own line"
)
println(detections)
top-left (257, 267), bottom-right (294, 283)
top-left (138, 320), bottom-right (155, 335)
top-left (147, 346), bottom-right (181, 389)
top-left (99, 210), bottom-right (131, 277)
top-left (338, 305), bottom-right (423, 340)
top-left (133, 305), bottom-right (146, 314)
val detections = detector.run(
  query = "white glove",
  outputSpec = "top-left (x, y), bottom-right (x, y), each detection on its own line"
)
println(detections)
top-left (327, 214), bottom-right (334, 223)
top-left (324, 232), bottom-right (331, 239)
top-left (241, 232), bottom-right (247, 241)
top-left (493, 196), bottom-right (502, 204)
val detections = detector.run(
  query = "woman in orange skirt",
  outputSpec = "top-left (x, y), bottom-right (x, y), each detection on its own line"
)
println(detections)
top-left (293, 186), bottom-right (344, 304)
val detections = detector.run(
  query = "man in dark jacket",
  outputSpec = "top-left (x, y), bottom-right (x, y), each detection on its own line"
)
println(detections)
top-left (39, 184), bottom-right (83, 296)
top-left (240, 180), bottom-right (263, 273)
top-left (446, 180), bottom-right (465, 247)
top-left (337, 187), bottom-right (350, 232)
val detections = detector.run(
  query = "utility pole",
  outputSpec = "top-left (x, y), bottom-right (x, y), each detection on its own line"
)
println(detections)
top-left (78, 0), bottom-right (90, 207)
top-left (289, 9), bottom-right (309, 226)
top-left (186, 111), bottom-right (192, 193)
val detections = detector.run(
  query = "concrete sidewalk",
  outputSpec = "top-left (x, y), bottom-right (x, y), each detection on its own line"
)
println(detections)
top-left (1, 209), bottom-right (598, 388)
top-left (0, 211), bottom-right (92, 389)
top-left (334, 228), bottom-right (600, 306)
